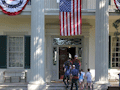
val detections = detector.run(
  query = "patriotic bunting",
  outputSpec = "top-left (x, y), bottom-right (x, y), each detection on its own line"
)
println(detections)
top-left (59, 0), bottom-right (82, 36)
top-left (0, 0), bottom-right (29, 16)
top-left (114, 0), bottom-right (120, 10)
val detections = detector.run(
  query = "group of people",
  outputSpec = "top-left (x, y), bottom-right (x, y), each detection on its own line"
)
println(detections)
top-left (63, 55), bottom-right (92, 90)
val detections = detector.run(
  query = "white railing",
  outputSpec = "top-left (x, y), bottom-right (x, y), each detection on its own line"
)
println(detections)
top-left (44, 0), bottom-right (96, 10)
top-left (44, 0), bottom-right (59, 10)
top-left (27, 0), bottom-right (117, 11)
top-left (82, 0), bottom-right (96, 10)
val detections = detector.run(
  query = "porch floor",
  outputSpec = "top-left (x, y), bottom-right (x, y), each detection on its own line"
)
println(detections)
top-left (47, 79), bottom-right (119, 86)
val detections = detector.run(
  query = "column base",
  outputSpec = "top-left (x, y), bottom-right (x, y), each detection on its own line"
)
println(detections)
top-left (93, 81), bottom-right (111, 90)
top-left (28, 83), bottom-right (46, 90)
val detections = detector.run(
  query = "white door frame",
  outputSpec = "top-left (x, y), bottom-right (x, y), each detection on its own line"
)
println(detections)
top-left (52, 36), bottom-right (83, 80)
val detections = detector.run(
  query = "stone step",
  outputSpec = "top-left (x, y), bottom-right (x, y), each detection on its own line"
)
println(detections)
top-left (107, 86), bottom-right (120, 90)
top-left (0, 83), bottom-right (27, 90)
top-left (46, 84), bottom-right (93, 90)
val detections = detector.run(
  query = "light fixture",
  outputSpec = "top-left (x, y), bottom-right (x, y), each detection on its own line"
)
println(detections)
top-left (113, 19), bottom-right (120, 39)
top-left (69, 46), bottom-right (71, 48)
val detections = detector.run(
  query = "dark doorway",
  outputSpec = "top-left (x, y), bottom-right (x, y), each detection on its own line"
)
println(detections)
top-left (59, 47), bottom-right (76, 79)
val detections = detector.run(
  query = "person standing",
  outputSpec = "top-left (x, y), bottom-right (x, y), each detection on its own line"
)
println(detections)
top-left (63, 58), bottom-right (72, 68)
top-left (81, 69), bottom-right (85, 88)
top-left (72, 55), bottom-right (81, 71)
top-left (86, 68), bottom-right (92, 89)
top-left (63, 62), bottom-right (71, 89)
top-left (70, 65), bottom-right (79, 90)
top-left (78, 70), bottom-right (84, 89)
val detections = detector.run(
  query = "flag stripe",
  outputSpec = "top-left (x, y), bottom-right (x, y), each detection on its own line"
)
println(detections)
top-left (75, 0), bottom-right (77, 35)
top-left (69, 13), bottom-right (72, 36)
top-left (64, 12), bottom-right (66, 36)
top-left (73, 0), bottom-right (75, 35)
top-left (61, 12), bottom-right (63, 36)
top-left (71, 0), bottom-right (73, 36)
top-left (68, 12), bottom-right (70, 36)
top-left (77, 0), bottom-right (78, 35)
top-left (80, 0), bottom-right (82, 34)
top-left (66, 12), bottom-right (68, 36)
top-left (63, 12), bottom-right (65, 36)
top-left (59, 12), bottom-right (61, 36)
top-left (78, 0), bottom-right (81, 35)
top-left (60, 0), bottom-right (81, 36)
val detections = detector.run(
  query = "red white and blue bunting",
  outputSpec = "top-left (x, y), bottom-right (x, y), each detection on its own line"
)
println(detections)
top-left (0, 0), bottom-right (29, 16)
top-left (114, 0), bottom-right (120, 10)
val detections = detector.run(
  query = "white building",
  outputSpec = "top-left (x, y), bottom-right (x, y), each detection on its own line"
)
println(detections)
top-left (0, 0), bottom-right (119, 89)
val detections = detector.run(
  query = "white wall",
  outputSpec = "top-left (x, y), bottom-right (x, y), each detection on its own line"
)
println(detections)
top-left (0, 16), bottom-right (31, 83)
top-left (89, 28), bottom-right (95, 69)
top-left (88, 28), bottom-right (120, 81)
top-left (0, 16), bottom-right (31, 35)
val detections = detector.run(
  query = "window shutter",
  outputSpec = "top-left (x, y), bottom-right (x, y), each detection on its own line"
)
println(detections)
top-left (0, 36), bottom-right (7, 68)
top-left (109, 0), bottom-right (111, 5)
top-left (109, 36), bottom-right (111, 68)
top-left (24, 36), bottom-right (31, 69)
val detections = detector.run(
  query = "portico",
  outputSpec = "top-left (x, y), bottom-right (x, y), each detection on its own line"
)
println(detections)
top-left (0, 0), bottom-right (119, 90)
top-left (28, 0), bottom-right (111, 89)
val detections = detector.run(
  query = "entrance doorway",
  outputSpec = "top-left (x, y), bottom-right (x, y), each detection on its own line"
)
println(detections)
top-left (52, 37), bottom-right (83, 80)
top-left (59, 47), bottom-right (76, 79)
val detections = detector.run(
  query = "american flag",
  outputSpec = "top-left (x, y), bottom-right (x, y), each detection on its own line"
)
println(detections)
top-left (59, 0), bottom-right (82, 36)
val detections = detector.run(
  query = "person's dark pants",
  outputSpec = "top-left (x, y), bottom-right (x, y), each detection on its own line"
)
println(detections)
top-left (70, 79), bottom-right (78, 90)
top-left (63, 75), bottom-right (70, 86)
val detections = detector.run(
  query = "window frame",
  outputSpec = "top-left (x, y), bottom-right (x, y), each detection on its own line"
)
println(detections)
top-left (52, 36), bottom-right (83, 80)
top-left (7, 36), bottom-right (24, 69)
top-left (111, 36), bottom-right (120, 69)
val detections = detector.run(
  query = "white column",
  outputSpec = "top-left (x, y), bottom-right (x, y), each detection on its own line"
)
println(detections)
top-left (94, 0), bottom-right (110, 89)
top-left (83, 36), bottom-right (89, 73)
top-left (28, 0), bottom-right (45, 90)
top-left (46, 35), bottom-right (52, 82)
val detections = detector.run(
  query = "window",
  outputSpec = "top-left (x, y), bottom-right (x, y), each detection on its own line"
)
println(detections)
top-left (8, 37), bottom-right (24, 68)
top-left (109, 0), bottom-right (111, 5)
top-left (78, 47), bottom-right (82, 64)
top-left (53, 47), bottom-right (57, 65)
top-left (53, 38), bottom-right (82, 45)
top-left (111, 37), bottom-right (120, 68)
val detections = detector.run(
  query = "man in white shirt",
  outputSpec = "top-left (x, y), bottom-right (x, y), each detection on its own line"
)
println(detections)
top-left (86, 68), bottom-right (92, 89)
